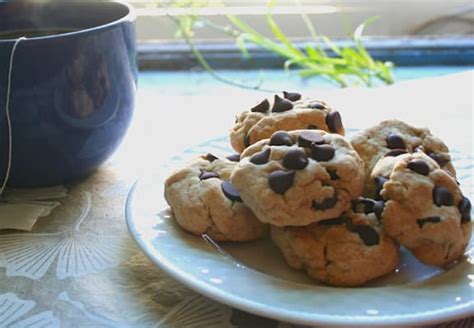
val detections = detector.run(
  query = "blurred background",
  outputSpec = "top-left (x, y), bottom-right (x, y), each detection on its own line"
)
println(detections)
top-left (120, 0), bottom-right (474, 87)
top-left (131, 0), bottom-right (473, 41)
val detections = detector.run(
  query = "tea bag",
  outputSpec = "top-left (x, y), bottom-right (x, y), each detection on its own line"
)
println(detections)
top-left (0, 186), bottom-right (67, 231)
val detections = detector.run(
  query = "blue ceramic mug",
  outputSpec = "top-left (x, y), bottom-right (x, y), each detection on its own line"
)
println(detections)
top-left (0, 1), bottom-right (137, 187)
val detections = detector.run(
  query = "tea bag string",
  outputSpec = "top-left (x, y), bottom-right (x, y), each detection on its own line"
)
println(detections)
top-left (0, 37), bottom-right (26, 196)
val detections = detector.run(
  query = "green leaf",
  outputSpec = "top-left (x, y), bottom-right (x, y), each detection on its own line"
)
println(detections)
top-left (266, 13), bottom-right (305, 58)
top-left (321, 35), bottom-right (341, 55)
top-left (305, 45), bottom-right (319, 59)
top-left (353, 16), bottom-right (379, 43)
top-left (227, 15), bottom-right (261, 38)
top-left (353, 16), bottom-right (380, 67)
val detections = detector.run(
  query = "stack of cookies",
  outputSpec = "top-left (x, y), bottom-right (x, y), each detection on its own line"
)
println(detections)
top-left (164, 92), bottom-right (472, 287)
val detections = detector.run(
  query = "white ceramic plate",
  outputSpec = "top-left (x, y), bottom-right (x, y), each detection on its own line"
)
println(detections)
top-left (126, 136), bottom-right (474, 327)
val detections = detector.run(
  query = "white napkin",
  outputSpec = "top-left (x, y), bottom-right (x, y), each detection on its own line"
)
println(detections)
top-left (0, 186), bottom-right (67, 231)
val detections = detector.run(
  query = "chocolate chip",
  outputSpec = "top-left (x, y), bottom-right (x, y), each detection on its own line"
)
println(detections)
top-left (459, 196), bottom-right (471, 223)
top-left (353, 198), bottom-right (375, 214)
top-left (428, 152), bottom-right (449, 167)
top-left (433, 186), bottom-right (454, 207)
top-left (250, 148), bottom-right (271, 165)
top-left (226, 154), bottom-right (240, 162)
top-left (407, 160), bottom-right (430, 176)
top-left (326, 111), bottom-right (343, 133)
top-left (416, 216), bottom-right (441, 228)
top-left (307, 124), bottom-right (318, 129)
top-left (384, 149), bottom-right (408, 157)
top-left (199, 171), bottom-right (219, 180)
top-left (205, 153), bottom-right (218, 162)
top-left (272, 95), bottom-right (293, 113)
top-left (373, 201), bottom-right (385, 221)
top-left (327, 168), bottom-right (339, 180)
top-left (282, 149), bottom-right (308, 170)
top-left (298, 131), bottom-right (324, 148)
top-left (351, 225), bottom-right (379, 246)
top-left (269, 131), bottom-right (294, 146)
top-left (310, 144), bottom-right (335, 162)
top-left (318, 217), bottom-right (346, 225)
top-left (244, 134), bottom-right (250, 148)
top-left (283, 91), bottom-right (301, 102)
top-left (269, 170), bottom-right (295, 195)
top-left (251, 99), bottom-right (270, 113)
top-left (312, 194), bottom-right (338, 210)
top-left (374, 176), bottom-right (388, 200)
top-left (308, 102), bottom-right (325, 109)
top-left (386, 133), bottom-right (406, 149)
top-left (221, 181), bottom-right (242, 202)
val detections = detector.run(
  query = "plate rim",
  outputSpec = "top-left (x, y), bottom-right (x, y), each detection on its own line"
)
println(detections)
top-left (126, 179), bottom-right (474, 327)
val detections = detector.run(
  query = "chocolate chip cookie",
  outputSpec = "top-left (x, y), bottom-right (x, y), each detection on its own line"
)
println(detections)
top-left (230, 130), bottom-right (364, 226)
top-left (271, 199), bottom-right (400, 287)
top-left (230, 92), bottom-right (345, 153)
top-left (164, 153), bottom-right (268, 241)
top-left (350, 120), bottom-right (456, 196)
top-left (372, 152), bottom-right (471, 266)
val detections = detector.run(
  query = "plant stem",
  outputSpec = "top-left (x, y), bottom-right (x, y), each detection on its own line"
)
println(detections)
top-left (169, 15), bottom-right (277, 92)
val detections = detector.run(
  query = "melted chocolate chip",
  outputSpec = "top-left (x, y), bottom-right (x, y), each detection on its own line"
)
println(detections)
top-left (199, 171), bottom-right (219, 180)
top-left (407, 160), bottom-right (430, 176)
top-left (385, 149), bottom-right (408, 157)
top-left (374, 176), bottom-right (388, 200)
top-left (386, 133), bottom-right (406, 150)
top-left (428, 152), bottom-right (449, 167)
top-left (221, 181), bottom-right (242, 202)
top-left (269, 131), bottom-right (294, 146)
top-left (251, 99), bottom-right (270, 113)
top-left (318, 217), bottom-right (346, 225)
top-left (433, 186), bottom-right (454, 207)
top-left (327, 168), bottom-right (339, 180)
top-left (250, 148), bottom-right (271, 165)
top-left (373, 201), bottom-right (385, 221)
top-left (416, 216), bottom-right (441, 228)
top-left (283, 91), bottom-right (301, 102)
top-left (205, 153), bottom-right (218, 162)
top-left (272, 95), bottom-right (293, 113)
top-left (244, 134), bottom-right (250, 148)
top-left (308, 102), bottom-right (325, 109)
top-left (307, 124), bottom-right (318, 129)
top-left (310, 144), bottom-right (335, 162)
top-left (407, 159), bottom-right (430, 175)
top-left (226, 153), bottom-right (240, 162)
top-left (459, 196), bottom-right (471, 223)
top-left (283, 149), bottom-right (308, 170)
top-left (353, 198), bottom-right (375, 214)
top-left (326, 111), bottom-right (343, 133)
top-left (351, 225), bottom-right (379, 246)
top-left (298, 131), bottom-right (324, 148)
top-left (269, 170), bottom-right (295, 195)
top-left (312, 194), bottom-right (338, 210)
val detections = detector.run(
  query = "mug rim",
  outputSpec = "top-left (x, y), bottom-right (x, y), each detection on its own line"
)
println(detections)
top-left (0, 0), bottom-right (135, 43)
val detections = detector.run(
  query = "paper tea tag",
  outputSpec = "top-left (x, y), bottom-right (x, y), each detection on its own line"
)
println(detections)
top-left (0, 186), bottom-right (67, 231)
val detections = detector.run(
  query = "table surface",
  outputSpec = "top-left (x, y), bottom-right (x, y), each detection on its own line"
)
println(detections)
top-left (0, 67), bottom-right (473, 327)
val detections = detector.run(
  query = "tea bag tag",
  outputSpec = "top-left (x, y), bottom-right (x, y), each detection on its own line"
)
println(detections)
top-left (0, 36), bottom-right (26, 196)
